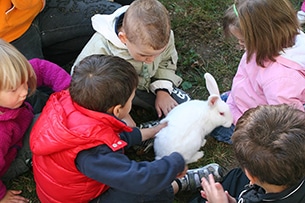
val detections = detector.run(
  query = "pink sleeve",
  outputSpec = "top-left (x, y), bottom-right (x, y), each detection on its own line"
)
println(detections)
top-left (263, 76), bottom-right (305, 111)
top-left (29, 58), bottom-right (71, 92)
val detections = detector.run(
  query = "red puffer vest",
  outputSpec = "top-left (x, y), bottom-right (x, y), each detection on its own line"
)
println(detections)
top-left (30, 90), bottom-right (131, 202)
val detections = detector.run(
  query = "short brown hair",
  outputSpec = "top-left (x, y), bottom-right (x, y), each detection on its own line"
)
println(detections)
top-left (232, 104), bottom-right (305, 187)
top-left (123, 0), bottom-right (171, 50)
top-left (236, 0), bottom-right (299, 67)
top-left (70, 55), bottom-right (138, 112)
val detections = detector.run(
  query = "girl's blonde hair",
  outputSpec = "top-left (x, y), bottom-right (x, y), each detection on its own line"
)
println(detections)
top-left (236, 0), bottom-right (299, 67)
top-left (0, 39), bottom-right (36, 95)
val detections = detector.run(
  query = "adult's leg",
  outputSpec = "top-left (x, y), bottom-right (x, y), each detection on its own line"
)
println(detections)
top-left (38, 0), bottom-right (122, 67)
top-left (10, 19), bottom-right (44, 61)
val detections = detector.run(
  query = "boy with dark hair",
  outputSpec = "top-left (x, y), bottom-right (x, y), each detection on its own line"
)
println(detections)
top-left (30, 55), bottom-right (223, 203)
top-left (196, 104), bottom-right (305, 203)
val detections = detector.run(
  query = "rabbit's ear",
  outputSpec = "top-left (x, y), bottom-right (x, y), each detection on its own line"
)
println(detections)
top-left (204, 72), bottom-right (220, 96)
top-left (207, 95), bottom-right (220, 107)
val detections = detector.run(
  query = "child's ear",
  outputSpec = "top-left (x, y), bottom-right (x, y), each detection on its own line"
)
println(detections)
top-left (113, 104), bottom-right (123, 118)
top-left (118, 31), bottom-right (127, 44)
top-left (244, 169), bottom-right (258, 185)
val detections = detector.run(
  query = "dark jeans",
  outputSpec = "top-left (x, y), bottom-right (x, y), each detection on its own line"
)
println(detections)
top-left (189, 168), bottom-right (249, 203)
top-left (11, 0), bottom-right (122, 70)
top-left (90, 185), bottom-right (175, 203)
top-left (133, 87), bottom-right (191, 120)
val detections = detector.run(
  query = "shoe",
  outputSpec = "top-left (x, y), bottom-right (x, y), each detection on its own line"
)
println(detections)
top-left (138, 120), bottom-right (160, 129)
top-left (133, 120), bottom-right (160, 154)
top-left (297, 10), bottom-right (305, 25)
top-left (171, 87), bottom-right (191, 103)
top-left (178, 163), bottom-right (224, 191)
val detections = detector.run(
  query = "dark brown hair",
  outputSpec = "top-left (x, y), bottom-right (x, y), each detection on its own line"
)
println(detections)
top-left (233, 104), bottom-right (305, 187)
top-left (70, 55), bottom-right (138, 112)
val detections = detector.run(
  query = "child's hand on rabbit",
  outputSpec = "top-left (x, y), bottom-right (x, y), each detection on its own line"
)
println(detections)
top-left (140, 122), bottom-right (168, 141)
top-left (155, 90), bottom-right (178, 117)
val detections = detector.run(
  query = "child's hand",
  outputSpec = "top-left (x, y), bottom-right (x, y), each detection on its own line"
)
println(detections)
top-left (0, 190), bottom-right (29, 203)
top-left (155, 91), bottom-right (178, 117)
top-left (200, 174), bottom-right (236, 203)
top-left (140, 122), bottom-right (167, 141)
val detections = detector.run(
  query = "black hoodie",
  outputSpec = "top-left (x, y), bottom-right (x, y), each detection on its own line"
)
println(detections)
top-left (238, 179), bottom-right (305, 203)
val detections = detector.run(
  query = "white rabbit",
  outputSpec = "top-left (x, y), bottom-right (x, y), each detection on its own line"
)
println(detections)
top-left (153, 72), bottom-right (233, 164)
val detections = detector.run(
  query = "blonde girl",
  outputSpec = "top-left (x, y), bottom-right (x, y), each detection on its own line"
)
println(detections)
top-left (0, 39), bottom-right (71, 202)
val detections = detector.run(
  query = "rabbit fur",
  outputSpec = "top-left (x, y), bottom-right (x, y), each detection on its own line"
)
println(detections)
top-left (153, 73), bottom-right (233, 164)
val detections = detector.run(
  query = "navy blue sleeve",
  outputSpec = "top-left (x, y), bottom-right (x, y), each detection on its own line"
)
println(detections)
top-left (120, 127), bottom-right (142, 148)
top-left (75, 144), bottom-right (185, 194)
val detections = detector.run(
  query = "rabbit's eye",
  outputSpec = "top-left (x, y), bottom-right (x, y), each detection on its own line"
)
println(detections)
top-left (220, 112), bottom-right (224, 116)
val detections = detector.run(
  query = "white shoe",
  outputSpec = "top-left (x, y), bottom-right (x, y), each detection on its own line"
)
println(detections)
top-left (297, 10), bottom-right (305, 25)
top-left (178, 163), bottom-right (225, 191)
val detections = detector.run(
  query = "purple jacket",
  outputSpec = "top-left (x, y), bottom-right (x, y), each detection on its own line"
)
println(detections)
top-left (0, 58), bottom-right (71, 199)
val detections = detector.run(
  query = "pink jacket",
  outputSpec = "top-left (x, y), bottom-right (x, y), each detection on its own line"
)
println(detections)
top-left (0, 58), bottom-right (71, 199)
top-left (227, 31), bottom-right (305, 124)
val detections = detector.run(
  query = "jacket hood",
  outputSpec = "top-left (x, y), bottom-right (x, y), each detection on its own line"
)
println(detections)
top-left (30, 90), bottom-right (132, 155)
top-left (91, 6), bottom-right (129, 49)
top-left (280, 30), bottom-right (305, 68)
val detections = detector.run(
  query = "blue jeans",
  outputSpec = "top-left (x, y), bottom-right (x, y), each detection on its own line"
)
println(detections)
top-left (11, 0), bottom-right (121, 69)
top-left (210, 91), bottom-right (235, 144)
top-left (210, 125), bottom-right (234, 144)
top-left (90, 185), bottom-right (174, 203)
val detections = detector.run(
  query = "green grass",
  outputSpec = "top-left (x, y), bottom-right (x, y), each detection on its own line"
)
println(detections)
top-left (6, 0), bottom-right (303, 202)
